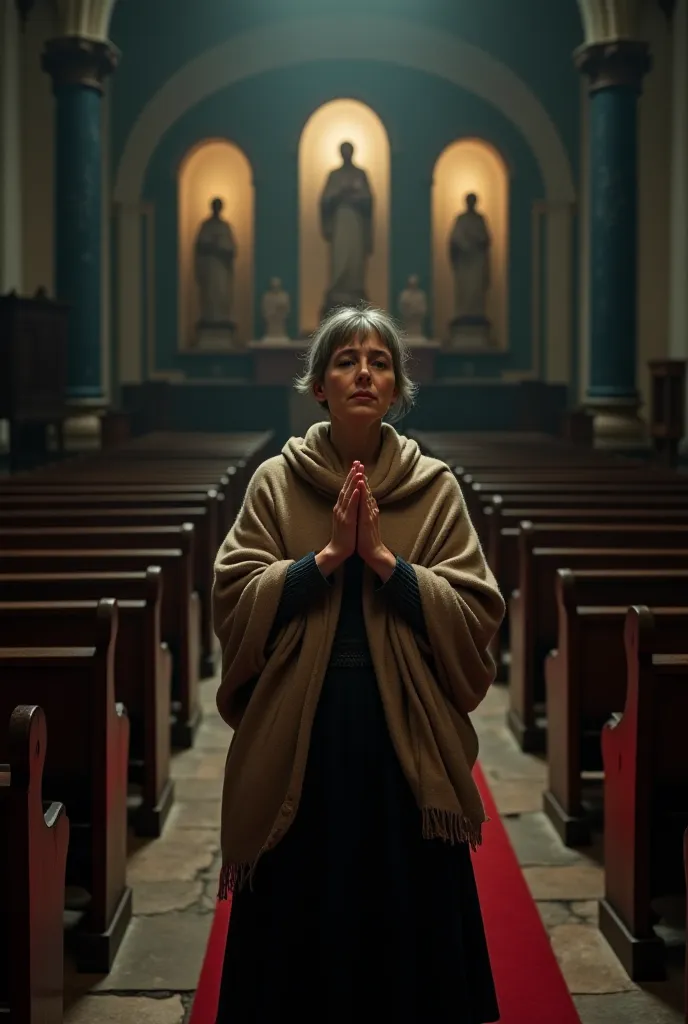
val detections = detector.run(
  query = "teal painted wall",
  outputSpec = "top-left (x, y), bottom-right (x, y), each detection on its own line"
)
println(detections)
top-left (110, 1), bottom-right (582, 384)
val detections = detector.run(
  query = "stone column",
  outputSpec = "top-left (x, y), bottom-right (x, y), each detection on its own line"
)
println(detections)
top-left (41, 35), bottom-right (118, 401)
top-left (0, 0), bottom-right (22, 293)
top-left (575, 40), bottom-right (651, 446)
top-left (669, 0), bottom-right (688, 444)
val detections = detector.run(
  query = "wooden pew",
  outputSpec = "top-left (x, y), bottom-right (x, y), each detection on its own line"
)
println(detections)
top-left (0, 546), bottom-right (200, 749)
top-left (0, 705), bottom-right (69, 1024)
top-left (492, 520), bottom-right (688, 609)
top-left (485, 505), bottom-right (688, 592)
top-left (0, 603), bottom-right (131, 973)
top-left (509, 549), bottom-right (688, 752)
top-left (476, 491), bottom-right (688, 543)
top-left (600, 608), bottom-right (688, 982)
top-left (0, 522), bottom-right (216, 679)
top-left (544, 568), bottom-right (688, 844)
top-left (0, 506), bottom-right (216, 678)
top-left (0, 581), bottom-right (173, 837)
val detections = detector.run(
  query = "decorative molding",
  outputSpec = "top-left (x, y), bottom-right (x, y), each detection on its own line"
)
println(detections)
top-left (577, 0), bottom-right (644, 44)
top-left (42, 35), bottom-right (119, 92)
top-left (574, 39), bottom-right (652, 93)
top-left (55, 0), bottom-right (117, 40)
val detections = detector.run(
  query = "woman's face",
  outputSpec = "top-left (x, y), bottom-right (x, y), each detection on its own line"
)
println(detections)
top-left (314, 332), bottom-right (398, 423)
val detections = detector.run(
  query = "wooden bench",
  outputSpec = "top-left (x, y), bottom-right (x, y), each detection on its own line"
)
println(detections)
top-left (543, 568), bottom-right (688, 844)
top-left (0, 705), bottom-right (69, 1024)
top-left (0, 546), bottom-right (200, 749)
top-left (485, 506), bottom-right (688, 591)
top-left (0, 521), bottom-right (217, 678)
top-left (0, 506), bottom-right (216, 678)
top-left (487, 520), bottom-right (688, 680)
top-left (0, 603), bottom-right (131, 973)
top-left (0, 582), bottom-right (173, 837)
top-left (600, 609), bottom-right (688, 982)
top-left (509, 548), bottom-right (688, 752)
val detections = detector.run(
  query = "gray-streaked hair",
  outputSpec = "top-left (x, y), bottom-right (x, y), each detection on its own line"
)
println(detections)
top-left (292, 305), bottom-right (419, 424)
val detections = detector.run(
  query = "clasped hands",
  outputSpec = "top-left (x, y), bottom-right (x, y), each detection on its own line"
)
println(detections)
top-left (328, 461), bottom-right (396, 582)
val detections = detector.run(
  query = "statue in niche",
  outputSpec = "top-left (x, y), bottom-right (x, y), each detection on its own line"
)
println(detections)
top-left (398, 274), bottom-right (428, 340)
top-left (319, 141), bottom-right (373, 315)
top-left (194, 197), bottom-right (237, 327)
top-left (449, 192), bottom-right (491, 326)
top-left (261, 277), bottom-right (291, 340)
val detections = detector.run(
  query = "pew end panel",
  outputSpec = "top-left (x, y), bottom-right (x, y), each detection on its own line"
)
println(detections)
top-left (600, 608), bottom-right (688, 982)
top-left (0, 604), bottom-right (132, 973)
top-left (0, 704), bottom-right (69, 1024)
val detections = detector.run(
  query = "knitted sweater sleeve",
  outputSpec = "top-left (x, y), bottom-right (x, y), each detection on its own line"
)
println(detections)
top-left (267, 551), bottom-right (332, 639)
top-left (375, 555), bottom-right (429, 640)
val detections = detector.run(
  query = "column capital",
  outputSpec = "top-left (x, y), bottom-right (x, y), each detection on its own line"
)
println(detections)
top-left (574, 39), bottom-right (651, 93)
top-left (42, 35), bottom-right (119, 93)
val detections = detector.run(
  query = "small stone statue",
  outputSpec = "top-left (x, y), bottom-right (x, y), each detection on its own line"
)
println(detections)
top-left (194, 197), bottom-right (237, 326)
top-left (398, 274), bottom-right (428, 339)
top-left (449, 192), bottom-right (491, 325)
top-left (261, 277), bottom-right (290, 340)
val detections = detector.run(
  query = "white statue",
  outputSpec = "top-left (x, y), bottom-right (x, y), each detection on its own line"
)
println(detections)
top-left (194, 197), bottom-right (237, 325)
top-left (261, 277), bottom-right (290, 340)
top-left (398, 274), bottom-right (428, 339)
top-left (319, 141), bottom-right (373, 315)
top-left (449, 193), bottom-right (491, 325)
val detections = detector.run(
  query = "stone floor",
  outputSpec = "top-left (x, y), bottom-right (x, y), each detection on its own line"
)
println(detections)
top-left (62, 677), bottom-right (685, 1023)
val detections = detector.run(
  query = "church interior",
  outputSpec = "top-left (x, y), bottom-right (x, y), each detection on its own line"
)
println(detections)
top-left (1, 0), bottom-right (688, 1020)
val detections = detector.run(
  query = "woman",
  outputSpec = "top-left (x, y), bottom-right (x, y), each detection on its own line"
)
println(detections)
top-left (212, 306), bottom-right (505, 1023)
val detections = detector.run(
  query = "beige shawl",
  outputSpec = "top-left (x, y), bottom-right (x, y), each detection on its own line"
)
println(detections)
top-left (212, 422), bottom-right (504, 895)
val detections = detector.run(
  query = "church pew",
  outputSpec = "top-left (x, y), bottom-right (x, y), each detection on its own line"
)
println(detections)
top-left (599, 609), bottom-right (688, 982)
top-left (0, 585), bottom-right (173, 837)
top-left (499, 520), bottom-right (688, 609)
top-left (0, 505), bottom-right (215, 679)
top-left (0, 548), bottom-right (200, 749)
top-left (487, 519), bottom-right (688, 683)
top-left (0, 603), bottom-right (131, 973)
top-left (543, 569), bottom-right (688, 844)
top-left (475, 490), bottom-right (688, 541)
top-left (4, 471), bottom-right (239, 536)
top-left (508, 549), bottom-right (688, 752)
top-left (0, 522), bottom-right (215, 677)
top-left (0, 705), bottom-right (69, 1024)
top-left (485, 505), bottom-right (688, 590)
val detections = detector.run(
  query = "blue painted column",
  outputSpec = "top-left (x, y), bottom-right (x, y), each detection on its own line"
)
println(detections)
top-left (42, 37), bottom-right (118, 400)
top-left (575, 41), bottom-right (651, 443)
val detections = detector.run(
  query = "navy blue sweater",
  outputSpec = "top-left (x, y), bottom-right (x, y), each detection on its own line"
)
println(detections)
top-left (268, 550), bottom-right (428, 665)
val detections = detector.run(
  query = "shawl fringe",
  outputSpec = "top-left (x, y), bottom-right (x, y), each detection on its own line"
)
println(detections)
top-left (421, 806), bottom-right (487, 852)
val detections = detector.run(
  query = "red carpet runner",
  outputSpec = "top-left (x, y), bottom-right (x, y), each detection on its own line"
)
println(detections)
top-left (189, 763), bottom-right (581, 1023)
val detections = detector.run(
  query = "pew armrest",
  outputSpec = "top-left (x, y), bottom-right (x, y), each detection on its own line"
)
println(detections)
top-left (43, 799), bottom-right (67, 830)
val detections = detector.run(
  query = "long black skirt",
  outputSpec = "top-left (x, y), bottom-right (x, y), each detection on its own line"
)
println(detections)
top-left (216, 664), bottom-right (500, 1023)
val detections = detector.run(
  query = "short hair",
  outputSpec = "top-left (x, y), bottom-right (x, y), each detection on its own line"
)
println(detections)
top-left (293, 306), bottom-right (419, 424)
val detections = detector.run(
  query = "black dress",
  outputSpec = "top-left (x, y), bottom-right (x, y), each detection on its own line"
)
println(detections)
top-left (216, 552), bottom-right (500, 1023)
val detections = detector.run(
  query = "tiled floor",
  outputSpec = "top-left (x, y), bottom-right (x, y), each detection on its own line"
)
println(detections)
top-left (63, 677), bottom-right (686, 1023)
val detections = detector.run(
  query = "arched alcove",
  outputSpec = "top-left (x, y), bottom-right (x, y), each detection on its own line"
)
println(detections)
top-left (177, 138), bottom-right (254, 349)
top-left (432, 138), bottom-right (509, 348)
top-left (298, 99), bottom-right (390, 335)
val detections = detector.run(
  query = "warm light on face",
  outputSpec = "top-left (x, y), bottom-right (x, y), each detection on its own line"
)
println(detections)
top-left (299, 99), bottom-right (390, 335)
